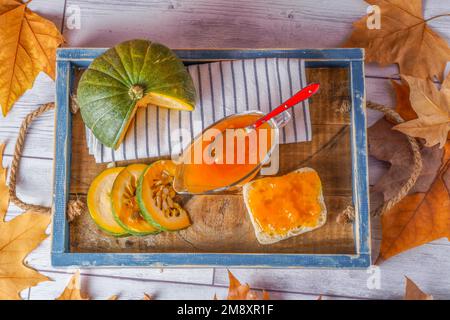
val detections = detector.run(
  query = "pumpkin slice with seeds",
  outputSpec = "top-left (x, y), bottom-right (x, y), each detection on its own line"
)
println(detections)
top-left (77, 39), bottom-right (196, 149)
top-left (111, 164), bottom-right (160, 236)
top-left (137, 160), bottom-right (191, 231)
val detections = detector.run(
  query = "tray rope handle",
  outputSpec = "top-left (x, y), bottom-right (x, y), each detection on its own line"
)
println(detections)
top-left (336, 101), bottom-right (423, 223)
top-left (8, 100), bottom-right (85, 221)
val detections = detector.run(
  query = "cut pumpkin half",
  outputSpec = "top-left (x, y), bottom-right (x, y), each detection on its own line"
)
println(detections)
top-left (87, 167), bottom-right (128, 236)
top-left (77, 39), bottom-right (197, 149)
top-left (111, 164), bottom-right (161, 236)
top-left (137, 160), bottom-right (191, 231)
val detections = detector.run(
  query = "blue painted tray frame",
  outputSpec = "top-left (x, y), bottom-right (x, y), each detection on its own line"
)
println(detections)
top-left (52, 48), bottom-right (370, 268)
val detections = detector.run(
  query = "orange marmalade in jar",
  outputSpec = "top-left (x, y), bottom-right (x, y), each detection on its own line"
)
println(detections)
top-left (173, 112), bottom-right (277, 194)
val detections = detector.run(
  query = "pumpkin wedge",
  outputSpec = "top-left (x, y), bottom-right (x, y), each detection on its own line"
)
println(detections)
top-left (87, 167), bottom-right (128, 236)
top-left (137, 160), bottom-right (191, 231)
top-left (111, 164), bottom-right (160, 236)
top-left (77, 39), bottom-right (196, 149)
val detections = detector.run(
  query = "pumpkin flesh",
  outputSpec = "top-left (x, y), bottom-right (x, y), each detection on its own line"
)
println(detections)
top-left (137, 160), bottom-right (191, 231)
top-left (87, 167), bottom-right (128, 236)
top-left (111, 164), bottom-right (160, 235)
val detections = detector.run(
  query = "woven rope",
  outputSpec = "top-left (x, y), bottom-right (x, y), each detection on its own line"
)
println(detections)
top-left (336, 101), bottom-right (423, 223)
top-left (9, 103), bottom-right (55, 214)
top-left (8, 101), bottom-right (85, 221)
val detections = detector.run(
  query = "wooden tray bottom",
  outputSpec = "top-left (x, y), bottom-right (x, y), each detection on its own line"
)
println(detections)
top-left (69, 67), bottom-right (355, 255)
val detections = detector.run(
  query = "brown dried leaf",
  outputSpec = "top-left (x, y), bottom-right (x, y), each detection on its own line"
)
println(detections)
top-left (0, 143), bottom-right (51, 299)
top-left (393, 75), bottom-right (450, 148)
top-left (227, 271), bottom-right (270, 300)
top-left (56, 271), bottom-right (89, 300)
top-left (404, 277), bottom-right (433, 300)
top-left (369, 119), bottom-right (443, 209)
top-left (391, 79), bottom-right (416, 122)
top-left (379, 142), bottom-right (450, 261)
top-left (344, 0), bottom-right (450, 81)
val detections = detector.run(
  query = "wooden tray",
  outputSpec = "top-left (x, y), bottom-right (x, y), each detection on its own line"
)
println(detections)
top-left (52, 48), bottom-right (370, 268)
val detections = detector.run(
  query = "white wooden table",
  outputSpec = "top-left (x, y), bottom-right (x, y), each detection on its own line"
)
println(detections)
top-left (1, 0), bottom-right (449, 300)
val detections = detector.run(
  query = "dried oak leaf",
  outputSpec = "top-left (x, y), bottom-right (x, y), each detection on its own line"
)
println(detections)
top-left (404, 277), bottom-right (433, 300)
top-left (0, 0), bottom-right (64, 116)
top-left (393, 75), bottom-right (450, 148)
top-left (56, 271), bottom-right (89, 300)
top-left (379, 141), bottom-right (450, 261)
top-left (226, 271), bottom-right (270, 300)
top-left (344, 0), bottom-right (450, 81)
top-left (0, 143), bottom-right (51, 299)
top-left (369, 118), bottom-right (443, 210)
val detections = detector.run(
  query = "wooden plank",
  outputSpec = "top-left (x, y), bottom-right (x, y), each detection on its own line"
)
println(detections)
top-left (26, 237), bottom-right (215, 285)
top-left (28, 270), bottom-right (322, 300)
top-left (63, 0), bottom-right (450, 78)
top-left (213, 240), bottom-right (450, 299)
top-left (1, 155), bottom-right (53, 208)
top-left (28, 0), bottom-right (66, 31)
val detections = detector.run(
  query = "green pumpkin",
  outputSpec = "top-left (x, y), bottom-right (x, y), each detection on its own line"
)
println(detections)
top-left (77, 39), bottom-right (196, 149)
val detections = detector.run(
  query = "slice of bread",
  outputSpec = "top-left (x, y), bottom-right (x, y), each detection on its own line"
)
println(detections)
top-left (243, 167), bottom-right (327, 244)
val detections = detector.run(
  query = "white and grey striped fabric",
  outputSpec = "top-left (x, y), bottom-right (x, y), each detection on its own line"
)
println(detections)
top-left (86, 58), bottom-right (312, 163)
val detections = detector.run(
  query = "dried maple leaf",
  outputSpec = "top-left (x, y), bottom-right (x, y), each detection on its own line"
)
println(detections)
top-left (369, 119), bottom-right (443, 211)
top-left (0, 143), bottom-right (51, 299)
top-left (393, 75), bottom-right (450, 148)
top-left (379, 142), bottom-right (450, 261)
top-left (344, 0), bottom-right (450, 81)
top-left (404, 277), bottom-right (433, 300)
top-left (0, 0), bottom-right (64, 116)
top-left (226, 271), bottom-right (270, 300)
top-left (391, 79), bottom-right (416, 122)
top-left (56, 271), bottom-right (89, 300)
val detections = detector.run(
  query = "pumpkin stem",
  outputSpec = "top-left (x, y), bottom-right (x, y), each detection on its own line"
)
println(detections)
top-left (129, 85), bottom-right (145, 100)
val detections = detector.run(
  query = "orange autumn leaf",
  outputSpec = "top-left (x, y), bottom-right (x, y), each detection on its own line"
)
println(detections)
top-left (393, 75), bottom-right (450, 148)
top-left (143, 293), bottom-right (152, 300)
top-left (56, 271), bottom-right (89, 300)
top-left (379, 142), bottom-right (450, 261)
top-left (344, 0), bottom-right (450, 81)
top-left (0, 0), bottom-right (64, 116)
top-left (391, 79), bottom-right (417, 122)
top-left (404, 277), bottom-right (433, 300)
top-left (226, 271), bottom-right (270, 300)
top-left (0, 143), bottom-right (51, 299)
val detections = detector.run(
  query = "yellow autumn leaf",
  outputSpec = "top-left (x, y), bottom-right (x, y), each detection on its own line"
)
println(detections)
top-left (393, 75), bottom-right (450, 148)
top-left (226, 271), bottom-right (270, 300)
top-left (0, 0), bottom-right (64, 116)
top-left (0, 143), bottom-right (51, 299)
top-left (56, 271), bottom-right (89, 300)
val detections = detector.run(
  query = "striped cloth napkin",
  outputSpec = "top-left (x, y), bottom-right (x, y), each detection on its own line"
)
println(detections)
top-left (86, 58), bottom-right (312, 163)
